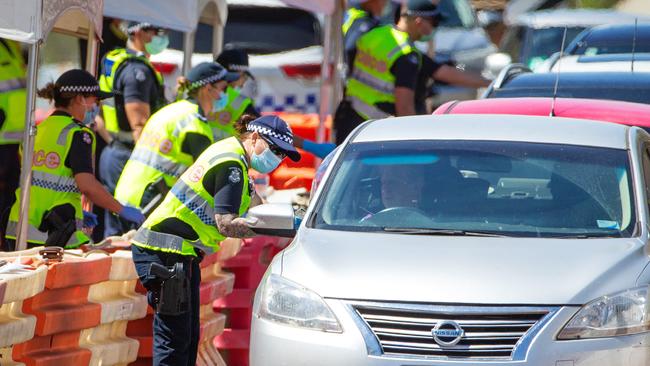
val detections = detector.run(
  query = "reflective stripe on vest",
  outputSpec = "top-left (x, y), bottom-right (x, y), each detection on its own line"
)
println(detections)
top-left (0, 78), bottom-right (26, 93)
top-left (32, 170), bottom-right (80, 193)
top-left (129, 148), bottom-right (189, 178)
top-left (350, 68), bottom-right (395, 94)
top-left (349, 96), bottom-right (391, 119)
top-left (170, 180), bottom-right (216, 226)
top-left (5, 219), bottom-right (84, 247)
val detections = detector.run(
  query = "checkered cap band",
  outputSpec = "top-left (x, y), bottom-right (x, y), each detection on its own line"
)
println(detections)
top-left (406, 9), bottom-right (441, 17)
top-left (127, 22), bottom-right (153, 34)
top-left (59, 85), bottom-right (100, 94)
top-left (229, 64), bottom-right (249, 72)
top-left (189, 69), bottom-right (228, 91)
top-left (247, 124), bottom-right (293, 144)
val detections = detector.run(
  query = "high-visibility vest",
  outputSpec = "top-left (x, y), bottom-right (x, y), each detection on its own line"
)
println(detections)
top-left (342, 7), bottom-right (370, 35)
top-left (0, 39), bottom-right (26, 145)
top-left (209, 86), bottom-right (251, 141)
top-left (114, 99), bottom-right (214, 208)
top-left (346, 25), bottom-right (420, 119)
top-left (5, 114), bottom-right (95, 247)
top-left (132, 137), bottom-right (251, 256)
top-left (98, 48), bottom-right (165, 139)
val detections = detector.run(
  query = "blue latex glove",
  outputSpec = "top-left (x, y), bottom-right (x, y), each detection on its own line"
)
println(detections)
top-left (301, 140), bottom-right (336, 159)
top-left (118, 205), bottom-right (145, 226)
top-left (82, 210), bottom-right (98, 228)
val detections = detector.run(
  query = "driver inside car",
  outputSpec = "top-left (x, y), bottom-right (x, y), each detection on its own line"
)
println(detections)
top-left (360, 165), bottom-right (426, 222)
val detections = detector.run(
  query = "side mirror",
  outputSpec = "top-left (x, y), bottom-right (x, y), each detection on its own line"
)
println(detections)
top-left (484, 52), bottom-right (512, 79)
top-left (246, 203), bottom-right (296, 238)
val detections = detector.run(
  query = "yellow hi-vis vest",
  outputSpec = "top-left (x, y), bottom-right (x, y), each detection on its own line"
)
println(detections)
top-left (114, 99), bottom-right (214, 208)
top-left (0, 39), bottom-right (26, 144)
top-left (209, 86), bottom-right (251, 141)
top-left (99, 48), bottom-right (164, 139)
top-left (5, 114), bottom-right (95, 247)
top-left (132, 137), bottom-right (251, 256)
top-left (346, 25), bottom-right (420, 119)
top-left (342, 7), bottom-right (370, 35)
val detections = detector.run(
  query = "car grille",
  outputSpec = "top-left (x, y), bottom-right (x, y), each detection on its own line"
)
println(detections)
top-left (353, 303), bottom-right (552, 360)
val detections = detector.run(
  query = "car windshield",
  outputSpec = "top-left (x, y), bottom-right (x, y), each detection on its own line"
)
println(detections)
top-left (312, 140), bottom-right (635, 238)
top-left (522, 27), bottom-right (585, 69)
top-left (169, 6), bottom-right (321, 54)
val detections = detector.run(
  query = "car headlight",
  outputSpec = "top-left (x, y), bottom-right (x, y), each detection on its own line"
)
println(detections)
top-left (558, 286), bottom-right (650, 340)
top-left (256, 274), bottom-right (343, 333)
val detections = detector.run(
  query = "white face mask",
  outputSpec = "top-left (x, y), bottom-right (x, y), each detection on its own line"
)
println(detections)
top-left (82, 98), bottom-right (99, 126)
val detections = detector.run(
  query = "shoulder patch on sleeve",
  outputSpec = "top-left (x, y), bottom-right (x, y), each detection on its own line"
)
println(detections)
top-left (228, 167), bottom-right (242, 184)
top-left (134, 68), bottom-right (146, 82)
top-left (82, 132), bottom-right (92, 145)
top-left (408, 53), bottom-right (419, 65)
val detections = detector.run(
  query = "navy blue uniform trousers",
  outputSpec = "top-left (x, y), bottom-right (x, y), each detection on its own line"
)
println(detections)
top-left (131, 244), bottom-right (201, 366)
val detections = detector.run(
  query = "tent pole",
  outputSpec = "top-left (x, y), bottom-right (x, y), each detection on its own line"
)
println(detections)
top-left (212, 21), bottom-right (224, 58)
top-left (182, 31), bottom-right (195, 77)
top-left (85, 27), bottom-right (99, 75)
top-left (15, 42), bottom-right (40, 251)
top-left (316, 14), bottom-right (333, 145)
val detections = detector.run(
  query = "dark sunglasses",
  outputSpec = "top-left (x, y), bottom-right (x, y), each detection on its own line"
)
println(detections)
top-left (261, 136), bottom-right (287, 159)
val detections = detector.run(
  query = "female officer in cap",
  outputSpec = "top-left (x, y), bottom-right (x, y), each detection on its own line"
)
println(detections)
top-left (113, 62), bottom-right (240, 231)
top-left (130, 114), bottom-right (300, 365)
top-left (4, 69), bottom-right (144, 249)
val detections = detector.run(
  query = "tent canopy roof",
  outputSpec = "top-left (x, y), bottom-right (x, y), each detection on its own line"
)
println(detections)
top-left (0, 0), bottom-right (103, 44)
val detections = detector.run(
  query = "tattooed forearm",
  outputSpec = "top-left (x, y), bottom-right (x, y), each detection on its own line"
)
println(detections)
top-left (215, 214), bottom-right (257, 238)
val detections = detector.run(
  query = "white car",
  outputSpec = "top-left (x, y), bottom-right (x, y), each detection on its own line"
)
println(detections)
top-left (246, 114), bottom-right (650, 365)
top-left (151, 0), bottom-right (323, 114)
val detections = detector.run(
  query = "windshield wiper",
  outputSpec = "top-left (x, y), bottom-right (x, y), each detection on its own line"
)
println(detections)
top-left (382, 227), bottom-right (506, 237)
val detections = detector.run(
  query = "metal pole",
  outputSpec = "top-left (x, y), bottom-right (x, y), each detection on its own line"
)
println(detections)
top-left (182, 31), bottom-right (195, 77)
top-left (85, 27), bottom-right (99, 74)
top-left (15, 42), bottom-right (41, 251)
top-left (317, 14), bottom-right (334, 145)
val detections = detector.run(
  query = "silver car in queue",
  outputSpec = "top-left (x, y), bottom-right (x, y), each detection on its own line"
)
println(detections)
top-left (246, 114), bottom-right (650, 366)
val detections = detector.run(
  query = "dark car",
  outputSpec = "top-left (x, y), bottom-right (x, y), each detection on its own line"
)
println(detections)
top-left (483, 66), bottom-right (650, 105)
top-left (564, 23), bottom-right (650, 56)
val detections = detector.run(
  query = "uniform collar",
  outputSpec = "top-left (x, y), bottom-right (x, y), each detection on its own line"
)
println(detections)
top-left (126, 47), bottom-right (146, 58)
top-left (186, 97), bottom-right (208, 120)
top-left (51, 109), bottom-right (85, 127)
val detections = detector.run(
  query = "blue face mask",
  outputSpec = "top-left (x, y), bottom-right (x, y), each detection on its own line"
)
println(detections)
top-left (251, 146), bottom-right (282, 173)
top-left (212, 91), bottom-right (228, 111)
top-left (82, 99), bottom-right (99, 126)
top-left (145, 34), bottom-right (169, 55)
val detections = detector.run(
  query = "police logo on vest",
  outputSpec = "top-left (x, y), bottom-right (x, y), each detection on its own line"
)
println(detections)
top-left (159, 139), bottom-right (173, 154)
top-left (228, 167), bottom-right (241, 184)
top-left (189, 165), bottom-right (205, 182)
top-left (33, 150), bottom-right (61, 169)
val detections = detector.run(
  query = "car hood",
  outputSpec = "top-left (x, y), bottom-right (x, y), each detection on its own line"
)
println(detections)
top-left (281, 228), bottom-right (649, 305)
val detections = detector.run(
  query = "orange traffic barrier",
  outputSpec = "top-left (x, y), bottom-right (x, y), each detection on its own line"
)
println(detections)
top-left (269, 165), bottom-right (316, 191)
top-left (81, 250), bottom-right (147, 365)
top-left (0, 249), bottom-right (48, 366)
top-left (11, 249), bottom-right (112, 366)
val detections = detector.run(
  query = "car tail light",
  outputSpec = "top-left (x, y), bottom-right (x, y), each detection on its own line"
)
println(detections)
top-left (281, 64), bottom-right (321, 79)
top-left (151, 62), bottom-right (177, 75)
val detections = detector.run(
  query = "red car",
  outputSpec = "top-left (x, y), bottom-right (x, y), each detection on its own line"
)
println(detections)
top-left (433, 97), bottom-right (650, 132)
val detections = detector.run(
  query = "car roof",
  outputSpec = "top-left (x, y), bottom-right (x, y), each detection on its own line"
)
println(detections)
top-left (510, 9), bottom-right (647, 28)
top-left (577, 23), bottom-right (650, 44)
top-left (550, 54), bottom-right (650, 72)
top-left (352, 114), bottom-right (629, 150)
top-left (433, 97), bottom-right (650, 129)
top-left (503, 71), bottom-right (650, 88)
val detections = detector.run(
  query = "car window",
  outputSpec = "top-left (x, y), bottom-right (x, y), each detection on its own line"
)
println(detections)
top-left (439, 0), bottom-right (477, 28)
top-left (522, 27), bottom-right (585, 69)
top-left (169, 6), bottom-right (321, 54)
top-left (569, 27), bottom-right (650, 55)
top-left (312, 140), bottom-right (635, 238)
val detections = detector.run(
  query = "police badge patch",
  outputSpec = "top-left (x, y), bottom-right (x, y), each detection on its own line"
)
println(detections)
top-left (228, 168), bottom-right (242, 183)
top-left (82, 133), bottom-right (92, 144)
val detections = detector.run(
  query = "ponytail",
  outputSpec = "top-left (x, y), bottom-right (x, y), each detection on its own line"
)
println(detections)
top-left (235, 114), bottom-right (257, 137)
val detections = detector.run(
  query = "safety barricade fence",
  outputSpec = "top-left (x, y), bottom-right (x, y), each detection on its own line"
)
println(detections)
top-left (214, 236), bottom-right (286, 366)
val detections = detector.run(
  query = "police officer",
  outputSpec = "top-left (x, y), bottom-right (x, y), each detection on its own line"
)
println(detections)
top-left (212, 48), bottom-right (260, 141)
top-left (343, 0), bottom-right (389, 73)
top-left (113, 62), bottom-right (240, 225)
top-left (334, 0), bottom-right (489, 144)
top-left (4, 70), bottom-right (144, 249)
top-left (99, 21), bottom-right (168, 237)
top-left (0, 39), bottom-right (26, 248)
top-left (131, 115), bottom-right (300, 365)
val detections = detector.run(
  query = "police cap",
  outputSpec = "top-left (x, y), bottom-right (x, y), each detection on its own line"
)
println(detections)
top-left (186, 62), bottom-right (240, 91)
top-left (55, 69), bottom-right (112, 99)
